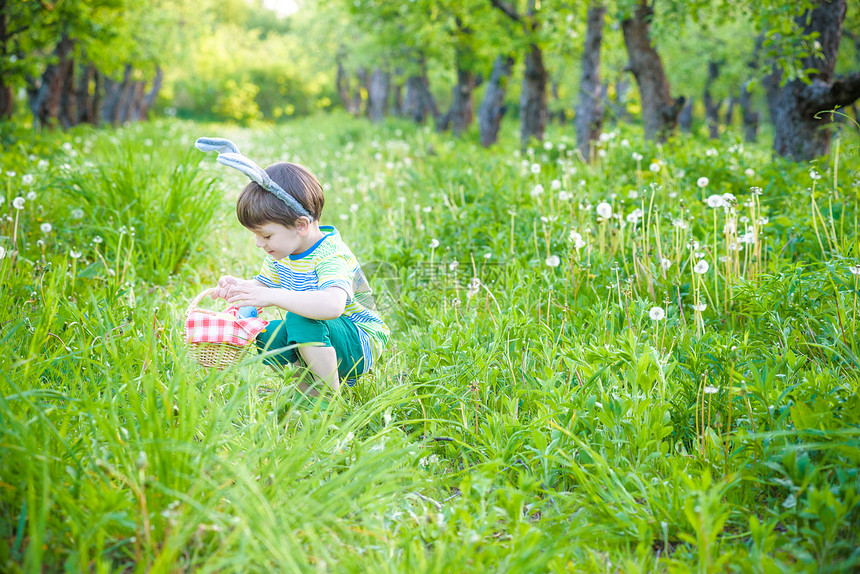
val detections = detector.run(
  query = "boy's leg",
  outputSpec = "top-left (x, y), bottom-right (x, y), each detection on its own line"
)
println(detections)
top-left (297, 346), bottom-right (340, 394)
top-left (286, 313), bottom-right (365, 394)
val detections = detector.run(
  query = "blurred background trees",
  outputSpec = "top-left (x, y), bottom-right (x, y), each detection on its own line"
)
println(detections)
top-left (1, 0), bottom-right (858, 161)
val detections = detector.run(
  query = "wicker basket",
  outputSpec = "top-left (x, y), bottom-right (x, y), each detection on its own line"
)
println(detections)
top-left (184, 288), bottom-right (249, 369)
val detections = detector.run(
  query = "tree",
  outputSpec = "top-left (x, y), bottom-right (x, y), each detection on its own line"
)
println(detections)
top-left (620, 0), bottom-right (685, 141)
top-left (575, 1), bottom-right (607, 161)
top-left (490, 0), bottom-right (548, 145)
top-left (763, 0), bottom-right (860, 160)
top-left (478, 54), bottom-right (514, 146)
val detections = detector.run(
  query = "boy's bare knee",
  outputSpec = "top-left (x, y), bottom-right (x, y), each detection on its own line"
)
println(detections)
top-left (297, 345), bottom-right (340, 393)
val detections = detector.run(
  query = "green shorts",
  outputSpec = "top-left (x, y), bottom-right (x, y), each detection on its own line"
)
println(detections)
top-left (254, 313), bottom-right (366, 384)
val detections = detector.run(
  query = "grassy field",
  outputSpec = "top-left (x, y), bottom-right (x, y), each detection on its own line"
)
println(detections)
top-left (1, 114), bottom-right (859, 572)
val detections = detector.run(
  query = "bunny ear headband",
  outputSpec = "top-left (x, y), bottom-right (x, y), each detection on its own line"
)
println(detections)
top-left (194, 137), bottom-right (312, 220)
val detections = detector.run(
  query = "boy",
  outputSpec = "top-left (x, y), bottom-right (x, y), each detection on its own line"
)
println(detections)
top-left (200, 140), bottom-right (388, 395)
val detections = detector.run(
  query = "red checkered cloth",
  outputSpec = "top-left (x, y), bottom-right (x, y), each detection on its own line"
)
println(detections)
top-left (185, 306), bottom-right (269, 347)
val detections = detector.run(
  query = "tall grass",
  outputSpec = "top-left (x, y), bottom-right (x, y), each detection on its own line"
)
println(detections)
top-left (1, 114), bottom-right (859, 571)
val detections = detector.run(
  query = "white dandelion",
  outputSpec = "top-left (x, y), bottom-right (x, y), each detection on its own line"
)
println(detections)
top-left (707, 194), bottom-right (724, 209)
top-left (12, 197), bottom-right (25, 210)
top-left (693, 260), bottom-right (710, 274)
top-left (661, 258), bottom-right (672, 270)
top-left (596, 202), bottom-right (612, 219)
top-left (545, 255), bottom-right (561, 268)
top-left (692, 302), bottom-right (707, 312)
top-left (429, 239), bottom-right (440, 249)
top-left (40, 223), bottom-right (52, 233)
top-left (697, 177), bottom-right (709, 188)
top-left (649, 306), bottom-right (666, 321)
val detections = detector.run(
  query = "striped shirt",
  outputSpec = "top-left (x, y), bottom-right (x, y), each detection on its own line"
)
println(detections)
top-left (255, 226), bottom-right (389, 372)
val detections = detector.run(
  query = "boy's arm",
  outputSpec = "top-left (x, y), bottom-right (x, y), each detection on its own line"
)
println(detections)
top-left (225, 283), bottom-right (348, 321)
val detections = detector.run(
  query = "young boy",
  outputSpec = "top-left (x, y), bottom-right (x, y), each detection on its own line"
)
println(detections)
top-left (211, 160), bottom-right (389, 395)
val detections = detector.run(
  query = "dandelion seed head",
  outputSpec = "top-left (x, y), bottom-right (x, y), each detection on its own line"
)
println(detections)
top-left (703, 385), bottom-right (719, 394)
top-left (632, 152), bottom-right (643, 161)
top-left (70, 249), bottom-right (81, 259)
top-left (22, 174), bottom-right (33, 186)
top-left (429, 239), bottom-right (439, 249)
top-left (530, 163), bottom-right (541, 174)
top-left (12, 196), bottom-right (25, 209)
top-left (531, 184), bottom-right (544, 197)
top-left (849, 265), bottom-right (860, 276)
top-left (545, 255), bottom-right (561, 268)
top-left (551, 179), bottom-right (561, 191)
top-left (40, 223), bottom-right (52, 233)
top-left (697, 177), bottom-right (709, 188)
top-left (0, 246), bottom-right (5, 259)
top-left (707, 194), bottom-right (724, 208)
top-left (745, 168), bottom-right (755, 177)
top-left (661, 258), bottom-right (672, 270)
top-left (694, 260), bottom-right (710, 274)
top-left (596, 202), bottom-right (612, 219)
top-left (649, 306), bottom-right (666, 321)
top-left (693, 302), bottom-right (707, 312)
top-left (649, 162), bottom-right (660, 173)
top-left (71, 208), bottom-right (84, 219)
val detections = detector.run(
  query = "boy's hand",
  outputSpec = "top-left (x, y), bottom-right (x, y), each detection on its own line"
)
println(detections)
top-left (224, 283), bottom-right (274, 308)
top-left (212, 275), bottom-right (242, 300)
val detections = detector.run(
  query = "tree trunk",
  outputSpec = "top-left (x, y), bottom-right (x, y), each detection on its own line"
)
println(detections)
top-left (76, 64), bottom-right (95, 124)
top-left (478, 54), bottom-right (514, 147)
top-left (58, 55), bottom-right (76, 129)
top-left (139, 66), bottom-right (162, 120)
top-left (575, 1), bottom-right (606, 161)
top-left (32, 33), bottom-right (75, 128)
top-left (0, 2), bottom-right (13, 119)
top-left (403, 52), bottom-right (437, 124)
top-left (367, 67), bottom-right (389, 122)
top-left (335, 48), bottom-right (352, 113)
top-left (115, 65), bottom-right (135, 124)
top-left (764, 0), bottom-right (859, 161)
top-left (703, 60), bottom-right (722, 139)
top-left (520, 42), bottom-right (547, 143)
top-left (490, 0), bottom-right (546, 144)
top-left (438, 43), bottom-right (475, 136)
top-left (101, 72), bottom-right (122, 125)
top-left (352, 67), bottom-right (367, 118)
top-left (128, 81), bottom-right (145, 122)
top-left (739, 82), bottom-right (759, 143)
top-left (392, 68), bottom-right (403, 116)
top-left (91, 69), bottom-right (102, 125)
top-left (621, 1), bottom-right (684, 141)
top-left (724, 95), bottom-right (735, 126)
top-left (679, 96), bottom-right (693, 132)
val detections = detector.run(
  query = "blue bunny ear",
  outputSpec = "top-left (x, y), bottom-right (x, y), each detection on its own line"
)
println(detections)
top-left (217, 153), bottom-right (272, 187)
top-left (195, 137), bottom-right (240, 154)
top-left (217, 153), bottom-right (312, 219)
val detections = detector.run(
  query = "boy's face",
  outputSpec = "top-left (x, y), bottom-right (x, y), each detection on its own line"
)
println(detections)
top-left (251, 221), bottom-right (307, 260)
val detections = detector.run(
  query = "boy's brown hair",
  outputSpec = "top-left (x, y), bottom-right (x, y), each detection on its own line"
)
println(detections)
top-left (236, 162), bottom-right (324, 229)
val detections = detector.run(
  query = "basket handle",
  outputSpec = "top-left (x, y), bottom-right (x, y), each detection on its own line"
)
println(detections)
top-left (185, 288), bottom-right (216, 320)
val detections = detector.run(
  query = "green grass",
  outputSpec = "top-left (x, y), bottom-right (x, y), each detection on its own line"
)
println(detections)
top-left (1, 114), bottom-right (859, 572)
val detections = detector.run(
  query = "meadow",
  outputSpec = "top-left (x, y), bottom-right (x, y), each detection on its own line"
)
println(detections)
top-left (1, 114), bottom-right (859, 572)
